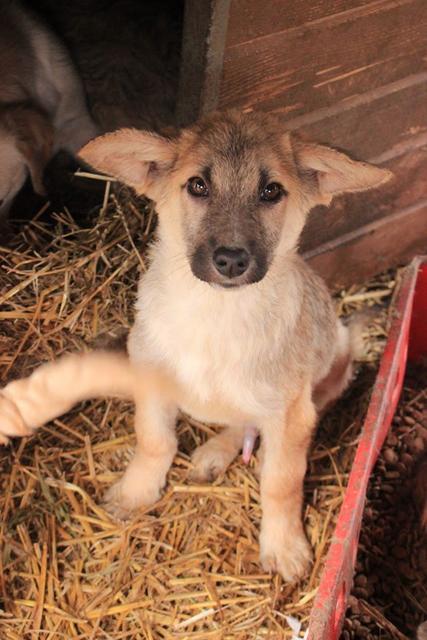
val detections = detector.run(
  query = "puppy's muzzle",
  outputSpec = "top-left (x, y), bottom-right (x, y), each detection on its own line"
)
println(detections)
top-left (190, 242), bottom-right (267, 287)
top-left (212, 246), bottom-right (251, 279)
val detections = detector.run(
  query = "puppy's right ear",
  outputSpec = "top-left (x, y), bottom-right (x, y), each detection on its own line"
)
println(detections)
top-left (78, 129), bottom-right (176, 197)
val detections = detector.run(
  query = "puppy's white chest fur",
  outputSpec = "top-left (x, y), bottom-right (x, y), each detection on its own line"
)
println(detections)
top-left (129, 250), bottom-right (299, 422)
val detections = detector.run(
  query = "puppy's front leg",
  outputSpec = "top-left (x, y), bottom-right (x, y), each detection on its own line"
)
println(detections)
top-left (259, 384), bottom-right (316, 582)
top-left (104, 394), bottom-right (178, 520)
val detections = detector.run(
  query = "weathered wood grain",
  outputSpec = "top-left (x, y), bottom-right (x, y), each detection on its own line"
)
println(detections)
top-left (290, 77), bottom-right (427, 159)
top-left (304, 201), bottom-right (427, 288)
top-left (227, 0), bottom-right (378, 47)
top-left (220, 0), bottom-right (427, 118)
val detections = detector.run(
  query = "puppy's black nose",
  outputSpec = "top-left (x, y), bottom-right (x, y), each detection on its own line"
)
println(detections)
top-left (212, 247), bottom-right (250, 278)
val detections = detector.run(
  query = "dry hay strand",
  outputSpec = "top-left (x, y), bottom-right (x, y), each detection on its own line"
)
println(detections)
top-left (0, 187), bottom-right (399, 639)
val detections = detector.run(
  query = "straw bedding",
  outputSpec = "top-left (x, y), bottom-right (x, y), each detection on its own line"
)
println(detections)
top-left (0, 185), bottom-right (397, 639)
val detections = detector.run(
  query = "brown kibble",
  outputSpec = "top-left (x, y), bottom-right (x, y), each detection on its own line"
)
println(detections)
top-left (397, 462), bottom-right (408, 474)
top-left (408, 437), bottom-right (420, 453)
top-left (354, 574), bottom-right (368, 587)
top-left (358, 625), bottom-right (370, 637)
top-left (364, 507), bottom-right (374, 519)
top-left (353, 586), bottom-right (369, 599)
top-left (386, 433), bottom-right (398, 447)
top-left (401, 452), bottom-right (413, 466)
top-left (392, 545), bottom-right (407, 560)
top-left (413, 436), bottom-right (425, 453)
top-left (416, 424), bottom-right (427, 441)
top-left (384, 471), bottom-right (400, 479)
top-left (365, 583), bottom-right (375, 598)
top-left (383, 448), bottom-right (398, 464)
top-left (348, 594), bottom-right (359, 608)
top-left (398, 561), bottom-right (416, 580)
top-left (381, 484), bottom-right (395, 494)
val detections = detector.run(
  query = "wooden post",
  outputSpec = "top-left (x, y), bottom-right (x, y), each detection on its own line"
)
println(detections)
top-left (176, 0), bottom-right (230, 126)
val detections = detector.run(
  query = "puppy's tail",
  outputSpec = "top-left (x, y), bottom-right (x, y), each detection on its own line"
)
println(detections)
top-left (347, 315), bottom-right (366, 361)
top-left (344, 308), bottom-right (378, 361)
top-left (0, 351), bottom-right (176, 443)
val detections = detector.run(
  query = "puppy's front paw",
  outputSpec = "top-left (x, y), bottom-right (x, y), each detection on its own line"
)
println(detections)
top-left (0, 393), bottom-right (31, 445)
top-left (103, 475), bottom-right (162, 521)
top-left (190, 438), bottom-right (236, 482)
top-left (260, 526), bottom-right (312, 583)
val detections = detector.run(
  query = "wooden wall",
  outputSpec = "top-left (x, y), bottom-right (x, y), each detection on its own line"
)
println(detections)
top-left (178, 0), bottom-right (427, 287)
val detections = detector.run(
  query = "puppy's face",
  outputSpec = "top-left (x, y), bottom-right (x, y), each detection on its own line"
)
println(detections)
top-left (170, 115), bottom-right (304, 287)
top-left (79, 111), bottom-right (392, 288)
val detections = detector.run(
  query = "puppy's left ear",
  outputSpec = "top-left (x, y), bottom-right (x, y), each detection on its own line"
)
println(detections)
top-left (79, 129), bottom-right (177, 198)
top-left (293, 140), bottom-right (393, 206)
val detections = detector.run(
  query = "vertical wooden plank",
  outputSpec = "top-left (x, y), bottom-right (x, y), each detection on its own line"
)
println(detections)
top-left (176, 0), bottom-right (230, 125)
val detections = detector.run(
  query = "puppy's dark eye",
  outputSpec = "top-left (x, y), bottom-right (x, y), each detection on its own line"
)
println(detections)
top-left (260, 182), bottom-right (285, 203)
top-left (187, 176), bottom-right (209, 198)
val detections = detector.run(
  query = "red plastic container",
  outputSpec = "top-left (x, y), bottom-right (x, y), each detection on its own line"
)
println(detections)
top-left (308, 255), bottom-right (427, 640)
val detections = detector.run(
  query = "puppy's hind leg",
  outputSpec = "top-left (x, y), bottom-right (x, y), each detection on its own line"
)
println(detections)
top-left (313, 320), bottom-right (361, 414)
top-left (190, 426), bottom-right (245, 482)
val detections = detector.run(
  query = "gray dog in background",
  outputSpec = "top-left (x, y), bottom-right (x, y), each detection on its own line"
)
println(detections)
top-left (0, 1), bottom-right (97, 217)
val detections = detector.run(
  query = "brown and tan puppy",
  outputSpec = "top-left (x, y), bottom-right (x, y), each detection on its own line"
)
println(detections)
top-left (0, 110), bottom-right (392, 582)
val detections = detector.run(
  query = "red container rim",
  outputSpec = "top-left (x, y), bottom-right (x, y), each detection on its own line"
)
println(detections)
top-left (308, 255), bottom-right (427, 640)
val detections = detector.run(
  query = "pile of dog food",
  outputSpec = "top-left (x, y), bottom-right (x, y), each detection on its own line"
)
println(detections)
top-left (0, 190), bottom-right (400, 638)
top-left (342, 366), bottom-right (427, 640)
